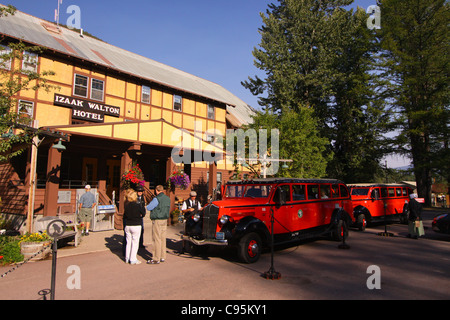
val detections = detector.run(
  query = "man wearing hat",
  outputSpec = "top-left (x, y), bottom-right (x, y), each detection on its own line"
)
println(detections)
top-left (181, 191), bottom-right (203, 219)
top-left (179, 191), bottom-right (203, 255)
top-left (78, 185), bottom-right (96, 235)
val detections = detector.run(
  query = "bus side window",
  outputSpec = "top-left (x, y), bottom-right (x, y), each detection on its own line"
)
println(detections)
top-left (331, 184), bottom-right (340, 198)
top-left (381, 188), bottom-right (388, 198)
top-left (388, 188), bottom-right (395, 197)
top-left (320, 184), bottom-right (331, 199)
top-left (292, 184), bottom-right (306, 201)
top-left (307, 184), bottom-right (319, 200)
top-left (371, 188), bottom-right (379, 200)
top-left (339, 185), bottom-right (349, 198)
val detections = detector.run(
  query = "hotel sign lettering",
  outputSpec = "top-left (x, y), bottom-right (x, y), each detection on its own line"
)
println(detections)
top-left (54, 94), bottom-right (121, 123)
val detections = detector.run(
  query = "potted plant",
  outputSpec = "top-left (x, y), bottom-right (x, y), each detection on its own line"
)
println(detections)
top-left (19, 231), bottom-right (52, 262)
top-left (122, 163), bottom-right (145, 190)
top-left (167, 170), bottom-right (190, 190)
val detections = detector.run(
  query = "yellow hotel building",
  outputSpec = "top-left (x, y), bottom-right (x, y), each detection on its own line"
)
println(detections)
top-left (0, 8), bottom-right (255, 230)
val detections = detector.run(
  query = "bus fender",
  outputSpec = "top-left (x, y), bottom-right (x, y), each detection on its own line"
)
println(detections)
top-left (331, 208), bottom-right (353, 227)
top-left (353, 205), bottom-right (371, 223)
top-left (233, 216), bottom-right (270, 246)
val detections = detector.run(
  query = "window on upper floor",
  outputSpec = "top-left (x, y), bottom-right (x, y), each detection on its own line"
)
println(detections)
top-left (207, 104), bottom-right (215, 120)
top-left (142, 85), bottom-right (151, 104)
top-left (91, 78), bottom-right (104, 101)
top-left (0, 45), bottom-right (12, 70)
top-left (74, 74), bottom-right (88, 98)
top-left (18, 100), bottom-right (34, 120)
top-left (173, 94), bottom-right (182, 112)
top-left (22, 51), bottom-right (38, 73)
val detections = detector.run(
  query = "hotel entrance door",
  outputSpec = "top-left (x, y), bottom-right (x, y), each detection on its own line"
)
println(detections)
top-left (106, 159), bottom-right (121, 200)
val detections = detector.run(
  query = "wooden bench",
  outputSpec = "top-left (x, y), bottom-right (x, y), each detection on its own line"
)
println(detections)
top-left (57, 205), bottom-right (80, 247)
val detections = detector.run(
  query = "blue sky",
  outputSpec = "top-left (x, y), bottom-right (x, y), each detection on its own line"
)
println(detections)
top-left (4, 0), bottom-right (409, 168)
top-left (5, 0), bottom-right (378, 110)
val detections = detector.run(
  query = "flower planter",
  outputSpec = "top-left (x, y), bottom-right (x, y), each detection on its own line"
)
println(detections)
top-left (20, 241), bottom-right (51, 262)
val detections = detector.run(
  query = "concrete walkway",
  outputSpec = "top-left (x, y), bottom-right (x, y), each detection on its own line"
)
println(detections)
top-left (57, 218), bottom-right (184, 259)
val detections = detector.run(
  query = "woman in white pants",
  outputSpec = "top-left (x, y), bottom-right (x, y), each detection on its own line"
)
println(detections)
top-left (123, 190), bottom-right (146, 264)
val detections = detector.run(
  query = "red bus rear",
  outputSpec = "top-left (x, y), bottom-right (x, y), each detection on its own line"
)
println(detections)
top-left (350, 184), bottom-right (413, 230)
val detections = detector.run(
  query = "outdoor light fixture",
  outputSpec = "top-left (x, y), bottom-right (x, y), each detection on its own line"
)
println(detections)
top-left (281, 162), bottom-right (289, 169)
top-left (52, 138), bottom-right (66, 151)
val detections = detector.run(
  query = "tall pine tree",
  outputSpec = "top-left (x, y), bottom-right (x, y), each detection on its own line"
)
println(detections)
top-left (378, 0), bottom-right (449, 204)
top-left (243, 0), bottom-right (388, 181)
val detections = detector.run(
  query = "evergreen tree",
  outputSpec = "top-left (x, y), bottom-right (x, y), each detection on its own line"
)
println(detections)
top-left (243, 0), bottom-right (388, 181)
top-left (378, 0), bottom-right (449, 204)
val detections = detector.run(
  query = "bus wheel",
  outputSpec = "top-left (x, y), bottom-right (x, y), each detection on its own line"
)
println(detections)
top-left (332, 220), bottom-right (348, 242)
top-left (238, 232), bottom-right (262, 264)
top-left (357, 214), bottom-right (367, 231)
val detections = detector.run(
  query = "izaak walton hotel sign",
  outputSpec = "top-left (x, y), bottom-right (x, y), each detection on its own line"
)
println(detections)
top-left (54, 94), bottom-right (121, 123)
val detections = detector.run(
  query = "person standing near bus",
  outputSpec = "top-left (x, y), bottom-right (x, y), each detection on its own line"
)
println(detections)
top-left (146, 185), bottom-right (170, 264)
top-left (408, 193), bottom-right (424, 239)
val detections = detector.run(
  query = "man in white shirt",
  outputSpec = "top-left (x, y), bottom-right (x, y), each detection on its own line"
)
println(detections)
top-left (181, 191), bottom-right (202, 218)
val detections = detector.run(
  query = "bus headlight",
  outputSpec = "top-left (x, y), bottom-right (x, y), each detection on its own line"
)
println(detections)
top-left (193, 213), bottom-right (201, 222)
top-left (219, 215), bottom-right (233, 225)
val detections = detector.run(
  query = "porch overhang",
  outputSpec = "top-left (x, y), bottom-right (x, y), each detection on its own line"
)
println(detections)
top-left (43, 118), bottom-right (225, 157)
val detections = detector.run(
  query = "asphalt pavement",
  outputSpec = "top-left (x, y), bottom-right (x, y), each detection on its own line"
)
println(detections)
top-left (0, 208), bottom-right (449, 302)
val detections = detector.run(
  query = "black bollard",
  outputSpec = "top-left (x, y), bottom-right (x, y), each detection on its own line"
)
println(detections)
top-left (262, 207), bottom-right (281, 280)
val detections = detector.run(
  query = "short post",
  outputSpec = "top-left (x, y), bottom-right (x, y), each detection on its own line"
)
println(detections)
top-left (262, 207), bottom-right (281, 280)
top-left (377, 202), bottom-right (394, 237)
top-left (46, 219), bottom-right (66, 300)
top-left (50, 238), bottom-right (58, 300)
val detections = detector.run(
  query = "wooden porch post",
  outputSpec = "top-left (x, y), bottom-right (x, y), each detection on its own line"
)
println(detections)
top-left (208, 161), bottom-right (217, 197)
top-left (43, 144), bottom-right (62, 217)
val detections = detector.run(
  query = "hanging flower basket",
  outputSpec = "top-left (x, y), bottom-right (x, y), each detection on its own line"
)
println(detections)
top-left (167, 170), bottom-right (190, 190)
top-left (121, 163), bottom-right (145, 190)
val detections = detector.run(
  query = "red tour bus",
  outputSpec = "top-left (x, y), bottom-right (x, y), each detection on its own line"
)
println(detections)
top-left (182, 178), bottom-right (354, 263)
top-left (349, 183), bottom-right (413, 231)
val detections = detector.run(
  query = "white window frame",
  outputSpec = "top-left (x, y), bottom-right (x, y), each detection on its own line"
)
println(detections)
top-left (18, 100), bottom-right (34, 119)
top-left (22, 51), bottom-right (38, 73)
top-left (73, 74), bottom-right (88, 98)
top-left (0, 45), bottom-right (12, 70)
top-left (173, 94), bottom-right (182, 112)
top-left (142, 85), bottom-right (151, 104)
top-left (90, 78), bottom-right (104, 101)
top-left (207, 104), bottom-right (215, 120)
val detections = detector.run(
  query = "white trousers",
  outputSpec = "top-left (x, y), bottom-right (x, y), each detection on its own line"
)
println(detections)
top-left (125, 225), bottom-right (142, 263)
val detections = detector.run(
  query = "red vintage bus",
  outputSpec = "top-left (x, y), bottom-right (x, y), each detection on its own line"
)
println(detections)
top-left (182, 178), bottom-right (354, 263)
top-left (349, 184), bottom-right (413, 231)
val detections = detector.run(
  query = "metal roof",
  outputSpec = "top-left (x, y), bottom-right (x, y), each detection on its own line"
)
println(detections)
top-left (0, 7), bottom-right (255, 126)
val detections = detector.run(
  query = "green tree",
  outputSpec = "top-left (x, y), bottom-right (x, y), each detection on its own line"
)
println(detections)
top-left (321, 6), bottom-right (390, 182)
top-left (248, 108), bottom-right (330, 179)
top-left (0, 6), bottom-right (57, 162)
top-left (243, 0), bottom-right (388, 181)
top-left (378, 0), bottom-right (449, 204)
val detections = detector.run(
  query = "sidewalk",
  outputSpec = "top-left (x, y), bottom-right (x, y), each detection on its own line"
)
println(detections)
top-left (57, 219), bottom-right (184, 258)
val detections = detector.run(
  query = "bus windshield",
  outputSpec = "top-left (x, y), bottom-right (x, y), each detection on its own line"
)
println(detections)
top-left (244, 185), bottom-right (272, 198)
top-left (351, 188), bottom-right (370, 196)
top-left (225, 185), bottom-right (245, 198)
top-left (225, 184), bottom-right (272, 198)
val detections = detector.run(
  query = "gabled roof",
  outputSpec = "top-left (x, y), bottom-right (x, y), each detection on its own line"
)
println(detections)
top-left (0, 6), bottom-right (255, 126)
